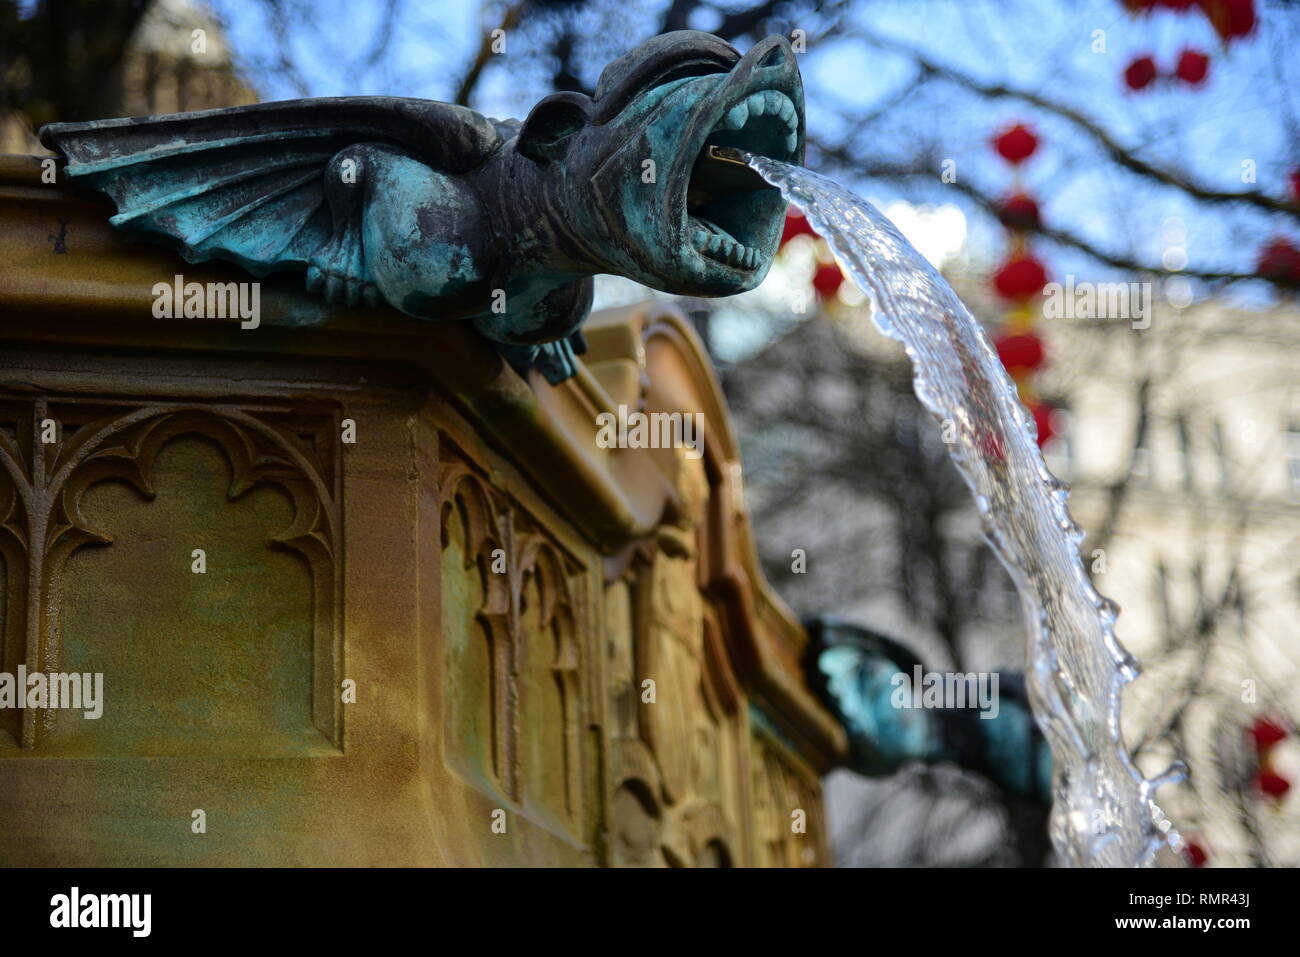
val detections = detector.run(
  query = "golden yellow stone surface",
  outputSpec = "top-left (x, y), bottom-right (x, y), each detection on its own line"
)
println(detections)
top-left (0, 155), bottom-right (845, 866)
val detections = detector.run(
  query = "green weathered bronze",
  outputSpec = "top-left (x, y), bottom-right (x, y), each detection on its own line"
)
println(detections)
top-left (40, 30), bottom-right (805, 382)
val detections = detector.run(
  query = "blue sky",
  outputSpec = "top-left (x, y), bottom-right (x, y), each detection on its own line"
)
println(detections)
top-left (206, 0), bottom-right (1298, 326)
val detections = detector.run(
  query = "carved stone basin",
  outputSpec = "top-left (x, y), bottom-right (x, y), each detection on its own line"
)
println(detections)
top-left (0, 147), bottom-right (845, 866)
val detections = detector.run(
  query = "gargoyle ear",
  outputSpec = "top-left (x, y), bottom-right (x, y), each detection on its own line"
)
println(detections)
top-left (517, 92), bottom-right (592, 165)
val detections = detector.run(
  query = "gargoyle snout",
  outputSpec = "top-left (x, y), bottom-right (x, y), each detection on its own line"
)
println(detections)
top-left (740, 34), bottom-right (798, 82)
top-left (713, 33), bottom-right (804, 155)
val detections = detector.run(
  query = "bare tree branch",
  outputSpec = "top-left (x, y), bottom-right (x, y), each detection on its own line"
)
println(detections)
top-left (454, 0), bottom-right (532, 107)
top-left (848, 27), bottom-right (1300, 221)
top-left (813, 140), bottom-right (1300, 289)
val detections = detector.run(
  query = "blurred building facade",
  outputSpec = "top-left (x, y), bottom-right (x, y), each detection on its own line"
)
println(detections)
top-left (1, 0), bottom-right (255, 154)
top-left (722, 262), bottom-right (1299, 866)
top-left (1035, 288), bottom-right (1300, 867)
top-left (119, 0), bottom-right (256, 117)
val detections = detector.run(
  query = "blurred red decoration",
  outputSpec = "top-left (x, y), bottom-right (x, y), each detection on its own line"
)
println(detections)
top-left (1175, 49), bottom-right (1210, 84)
top-left (1184, 841), bottom-right (1208, 867)
top-left (995, 332), bottom-right (1047, 374)
top-left (989, 120), bottom-right (1052, 431)
top-left (1121, 0), bottom-right (1157, 11)
top-left (811, 261), bottom-right (844, 300)
top-left (1198, 0), bottom-right (1256, 43)
top-left (1290, 167), bottom-right (1300, 202)
top-left (781, 208), bottom-right (816, 245)
top-left (1251, 716), bottom-right (1288, 752)
top-left (997, 193), bottom-right (1041, 231)
top-left (993, 124), bottom-right (1038, 165)
top-left (1158, 0), bottom-right (1196, 9)
top-left (975, 425), bottom-right (1008, 464)
top-left (1256, 237), bottom-right (1300, 281)
top-left (1028, 401), bottom-right (1056, 448)
top-left (993, 254), bottom-right (1049, 301)
top-left (1257, 769), bottom-right (1291, 800)
top-left (1124, 55), bottom-right (1158, 90)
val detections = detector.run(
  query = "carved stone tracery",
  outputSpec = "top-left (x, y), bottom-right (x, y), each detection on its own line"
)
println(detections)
top-left (604, 450), bottom-right (751, 866)
top-left (437, 437), bottom-right (584, 837)
top-left (0, 396), bottom-right (343, 751)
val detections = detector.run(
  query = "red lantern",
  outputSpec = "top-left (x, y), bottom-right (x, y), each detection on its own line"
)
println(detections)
top-left (993, 124), bottom-right (1038, 165)
top-left (1256, 237), bottom-right (1300, 281)
top-left (1198, 0), bottom-right (1256, 43)
top-left (997, 193), bottom-right (1041, 231)
top-left (1175, 49), bottom-right (1210, 85)
top-left (1029, 401), bottom-right (1056, 448)
top-left (1158, 0), bottom-right (1196, 10)
top-left (1251, 716), bottom-right (1288, 752)
top-left (995, 332), bottom-right (1047, 374)
top-left (992, 254), bottom-right (1049, 301)
top-left (811, 261), bottom-right (844, 300)
top-left (1184, 841), bottom-right (1208, 867)
top-left (1124, 56), bottom-right (1158, 91)
top-left (1290, 167), bottom-right (1300, 203)
top-left (781, 208), bottom-right (816, 245)
top-left (1257, 769), bottom-right (1291, 800)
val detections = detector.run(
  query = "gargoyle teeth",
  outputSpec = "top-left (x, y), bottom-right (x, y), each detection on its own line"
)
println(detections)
top-left (723, 103), bottom-right (749, 131)
top-left (691, 218), bottom-right (757, 270)
top-left (685, 87), bottom-right (797, 272)
top-left (714, 89), bottom-right (799, 145)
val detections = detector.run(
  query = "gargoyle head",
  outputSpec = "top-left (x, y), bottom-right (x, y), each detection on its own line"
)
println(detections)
top-left (514, 30), bottom-right (804, 297)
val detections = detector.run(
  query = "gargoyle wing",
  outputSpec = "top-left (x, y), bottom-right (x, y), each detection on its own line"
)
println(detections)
top-left (40, 97), bottom-right (506, 298)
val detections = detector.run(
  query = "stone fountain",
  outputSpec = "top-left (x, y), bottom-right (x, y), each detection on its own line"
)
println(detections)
top-left (0, 29), bottom-right (845, 868)
top-left (4, 26), bottom-right (1139, 868)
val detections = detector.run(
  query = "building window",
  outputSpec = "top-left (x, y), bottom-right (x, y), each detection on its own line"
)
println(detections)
top-left (1210, 419), bottom-right (1231, 494)
top-left (1227, 567), bottom-right (1246, 638)
top-left (1132, 411), bottom-right (1152, 485)
top-left (1175, 414), bottom-right (1193, 491)
top-left (1154, 560), bottom-right (1172, 636)
top-left (1287, 426), bottom-right (1300, 503)
top-left (1190, 562), bottom-right (1208, 635)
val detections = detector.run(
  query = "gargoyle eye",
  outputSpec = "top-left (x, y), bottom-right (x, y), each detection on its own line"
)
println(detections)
top-left (645, 60), bottom-right (732, 91)
top-left (594, 52), bottom-right (736, 123)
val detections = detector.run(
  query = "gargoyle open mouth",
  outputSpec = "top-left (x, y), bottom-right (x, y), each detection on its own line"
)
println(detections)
top-left (685, 88), bottom-right (800, 272)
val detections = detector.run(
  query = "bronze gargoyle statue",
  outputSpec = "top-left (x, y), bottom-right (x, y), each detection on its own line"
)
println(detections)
top-left (40, 30), bottom-right (805, 382)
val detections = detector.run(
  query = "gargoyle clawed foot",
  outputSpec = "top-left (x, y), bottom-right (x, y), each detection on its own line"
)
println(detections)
top-left (306, 148), bottom-right (380, 309)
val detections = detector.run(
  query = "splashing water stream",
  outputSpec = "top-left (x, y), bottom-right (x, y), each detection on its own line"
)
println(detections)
top-left (746, 155), bottom-right (1185, 867)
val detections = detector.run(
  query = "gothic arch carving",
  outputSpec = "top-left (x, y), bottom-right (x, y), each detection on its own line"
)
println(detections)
top-left (516, 534), bottom-right (581, 826)
top-left (0, 398), bottom-right (343, 750)
top-left (437, 437), bottom-right (587, 837)
top-left (437, 458), bottom-right (515, 797)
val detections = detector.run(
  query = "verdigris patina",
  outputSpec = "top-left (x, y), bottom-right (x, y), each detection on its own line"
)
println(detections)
top-left (804, 619), bottom-right (1052, 802)
top-left (39, 30), bottom-right (804, 383)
